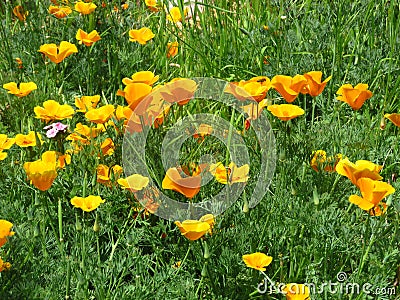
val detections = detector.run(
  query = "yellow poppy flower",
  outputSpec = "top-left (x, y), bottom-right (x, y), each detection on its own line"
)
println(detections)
top-left (12, 5), bottom-right (29, 21)
top-left (123, 83), bottom-right (153, 110)
top-left (0, 257), bottom-right (11, 272)
top-left (3, 82), bottom-right (37, 98)
top-left (48, 5), bottom-right (72, 18)
top-left (75, 95), bottom-right (100, 112)
top-left (384, 113), bottom-right (400, 127)
top-left (70, 195), bottom-right (105, 212)
top-left (100, 138), bottom-right (115, 156)
top-left (349, 178), bottom-right (395, 216)
top-left (159, 78), bottom-right (197, 106)
top-left (76, 29), bottom-right (101, 46)
top-left (15, 131), bottom-right (43, 148)
top-left (97, 164), bottom-right (123, 187)
top-left (38, 41), bottom-right (78, 64)
top-left (129, 27), bottom-right (155, 45)
top-left (122, 71), bottom-right (159, 86)
top-left (271, 75), bottom-right (308, 103)
top-left (145, 0), bottom-right (159, 12)
top-left (336, 83), bottom-right (373, 110)
top-left (23, 159), bottom-right (58, 191)
top-left (75, 1), bottom-right (97, 15)
top-left (174, 219), bottom-right (211, 241)
top-left (41, 151), bottom-right (71, 169)
top-left (34, 100), bottom-right (75, 122)
top-left (282, 283), bottom-right (310, 300)
top-left (167, 41), bottom-right (179, 58)
top-left (85, 104), bottom-right (115, 124)
top-left (242, 252), bottom-right (273, 271)
top-left (167, 6), bottom-right (188, 23)
top-left (209, 162), bottom-right (249, 185)
top-left (336, 158), bottom-right (382, 186)
top-left (310, 150), bottom-right (342, 172)
top-left (302, 71), bottom-right (332, 97)
top-left (0, 220), bottom-right (15, 248)
top-left (162, 167), bottom-right (201, 198)
top-left (0, 134), bottom-right (15, 161)
top-left (267, 104), bottom-right (305, 121)
top-left (117, 174), bottom-right (150, 192)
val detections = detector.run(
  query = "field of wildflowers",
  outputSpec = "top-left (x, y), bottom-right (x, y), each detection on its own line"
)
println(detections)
top-left (0, 0), bottom-right (399, 299)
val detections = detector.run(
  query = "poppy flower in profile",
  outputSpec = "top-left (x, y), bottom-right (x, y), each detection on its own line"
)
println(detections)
top-left (99, 138), bottom-right (115, 156)
top-left (384, 113), bottom-right (400, 127)
top-left (174, 216), bottom-right (212, 241)
top-left (41, 151), bottom-right (71, 169)
top-left (336, 83), bottom-right (373, 110)
top-left (122, 83), bottom-right (153, 110)
top-left (76, 29), bottom-right (101, 46)
top-left (70, 195), bottom-right (105, 212)
top-left (167, 41), bottom-right (179, 58)
top-left (271, 75), bottom-right (308, 103)
top-left (0, 220), bottom-right (15, 248)
top-left (13, 5), bottom-right (29, 21)
top-left (349, 178), bottom-right (395, 216)
top-left (3, 82), bottom-right (37, 98)
top-left (75, 95), bottom-right (100, 112)
top-left (85, 104), bottom-right (115, 124)
top-left (162, 167), bottom-right (202, 198)
top-left (34, 100), bottom-right (75, 122)
top-left (159, 78), bottom-right (197, 106)
top-left (145, 0), bottom-right (159, 12)
top-left (49, 5), bottom-right (72, 18)
top-left (301, 71), bottom-right (332, 97)
top-left (23, 159), bottom-right (58, 191)
top-left (117, 174), bottom-right (150, 192)
top-left (336, 158), bottom-right (382, 186)
top-left (129, 27), bottom-right (155, 45)
top-left (267, 104), bottom-right (305, 121)
top-left (115, 105), bottom-right (133, 122)
top-left (38, 41), bottom-right (78, 64)
top-left (282, 283), bottom-right (310, 300)
top-left (15, 131), bottom-right (43, 147)
top-left (226, 77), bottom-right (271, 102)
top-left (209, 162), bottom-right (249, 185)
top-left (0, 134), bottom-right (15, 161)
top-left (97, 164), bottom-right (123, 187)
top-left (122, 71), bottom-right (159, 86)
top-left (75, 1), bottom-right (97, 15)
top-left (242, 252), bottom-right (273, 271)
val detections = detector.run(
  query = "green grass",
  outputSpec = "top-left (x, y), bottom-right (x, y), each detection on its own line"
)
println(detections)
top-left (0, 0), bottom-right (399, 299)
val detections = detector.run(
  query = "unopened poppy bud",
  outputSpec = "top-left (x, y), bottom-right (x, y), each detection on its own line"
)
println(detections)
top-left (93, 215), bottom-right (100, 232)
top-left (380, 117), bottom-right (386, 130)
top-left (75, 215), bottom-right (82, 231)
top-left (313, 187), bottom-right (319, 205)
top-left (203, 240), bottom-right (210, 259)
top-left (242, 199), bottom-right (249, 213)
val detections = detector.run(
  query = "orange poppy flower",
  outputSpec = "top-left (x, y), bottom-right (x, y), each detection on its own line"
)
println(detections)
top-left (159, 78), bottom-right (197, 106)
top-left (13, 5), bottom-right (29, 21)
top-left (41, 151), bottom-right (71, 169)
top-left (48, 5), bottom-right (72, 18)
top-left (242, 252), bottom-right (273, 271)
top-left (282, 283), bottom-right (310, 300)
top-left (336, 83), bottom-right (373, 110)
top-left (167, 41), bottom-right (179, 58)
top-left (336, 158), bottom-right (382, 186)
top-left (85, 104), bottom-right (115, 124)
top-left (38, 41), bottom-right (78, 64)
top-left (145, 0), bottom-right (159, 12)
top-left (23, 159), bottom-right (58, 191)
top-left (226, 77), bottom-right (271, 102)
top-left (15, 131), bottom-right (43, 147)
top-left (75, 95), bottom-right (100, 112)
top-left (349, 178), bottom-right (395, 216)
top-left (75, 1), bottom-right (97, 15)
top-left (162, 167), bottom-right (201, 198)
top-left (117, 174), bottom-right (150, 192)
top-left (100, 138), bottom-right (115, 156)
top-left (174, 219), bottom-right (211, 241)
top-left (34, 100), bottom-right (75, 122)
top-left (167, 6), bottom-right (188, 23)
top-left (122, 71), bottom-right (159, 86)
top-left (267, 104), bottom-right (305, 121)
top-left (0, 257), bottom-right (11, 272)
top-left (121, 83), bottom-right (153, 111)
top-left (271, 75), bottom-right (308, 103)
top-left (0, 220), bottom-right (15, 248)
top-left (0, 134), bottom-right (15, 161)
top-left (384, 113), bottom-right (400, 127)
top-left (3, 82), bottom-right (37, 98)
top-left (76, 29), bottom-right (101, 46)
top-left (70, 195), bottom-right (105, 212)
top-left (129, 27), bottom-right (155, 45)
top-left (97, 164), bottom-right (123, 186)
top-left (115, 105), bottom-right (133, 121)
top-left (301, 71), bottom-right (332, 97)
top-left (209, 162), bottom-right (249, 185)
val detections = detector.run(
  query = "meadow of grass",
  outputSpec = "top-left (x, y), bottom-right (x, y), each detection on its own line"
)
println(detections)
top-left (0, 0), bottom-right (399, 299)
